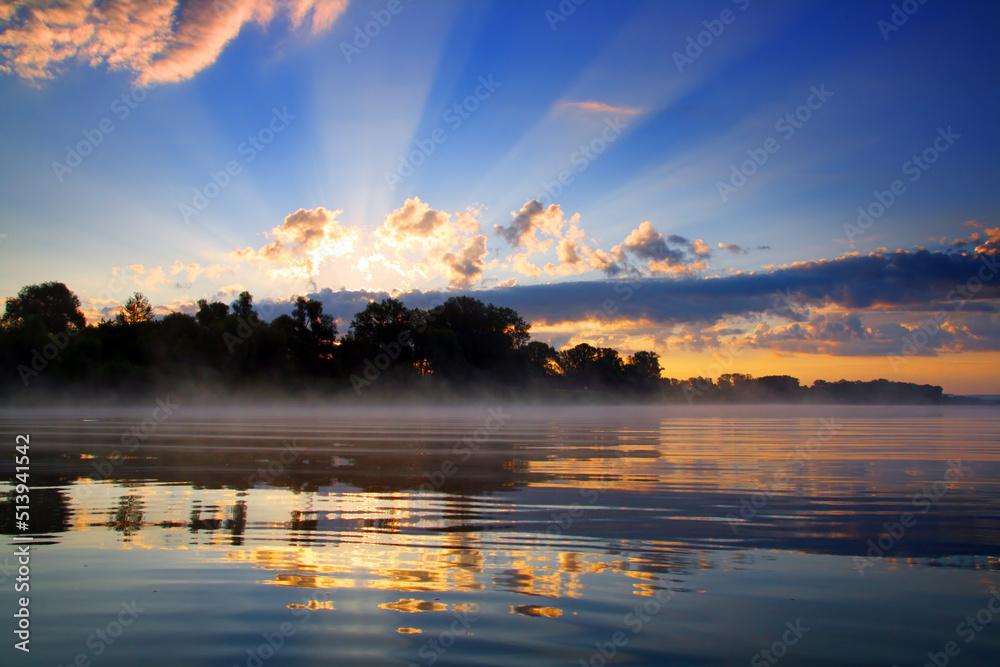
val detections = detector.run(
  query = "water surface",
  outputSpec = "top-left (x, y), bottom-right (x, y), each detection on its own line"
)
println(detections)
top-left (1, 404), bottom-right (998, 666)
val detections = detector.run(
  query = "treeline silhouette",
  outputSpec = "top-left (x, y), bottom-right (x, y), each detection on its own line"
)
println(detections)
top-left (0, 281), bottom-right (944, 403)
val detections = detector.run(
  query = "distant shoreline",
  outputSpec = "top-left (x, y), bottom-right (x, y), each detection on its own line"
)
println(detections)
top-left (1, 379), bottom-right (997, 409)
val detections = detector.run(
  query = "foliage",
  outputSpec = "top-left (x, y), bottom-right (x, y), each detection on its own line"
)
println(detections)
top-left (0, 281), bottom-right (946, 403)
top-left (1, 281), bottom-right (85, 332)
top-left (115, 292), bottom-right (154, 325)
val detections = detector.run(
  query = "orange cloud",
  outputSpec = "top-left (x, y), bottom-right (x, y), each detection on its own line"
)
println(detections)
top-left (975, 227), bottom-right (1000, 254)
top-left (0, 0), bottom-right (349, 85)
top-left (557, 100), bottom-right (645, 116)
top-left (511, 253), bottom-right (542, 277)
top-left (215, 283), bottom-right (246, 298)
top-left (376, 197), bottom-right (452, 249)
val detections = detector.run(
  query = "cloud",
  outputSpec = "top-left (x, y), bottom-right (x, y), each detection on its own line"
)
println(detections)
top-left (494, 199), bottom-right (568, 252)
top-left (245, 240), bottom-right (1000, 359)
top-left (748, 313), bottom-right (880, 355)
top-left (168, 261), bottom-right (234, 285)
top-left (441, 235), bottom-right (488, 289)
top-left (620, 222), bottom-right (710, 276)
top-left (511, 253), bottom-right (542, 277)
top-left (214, 283), bottom-right (246, 298)
top-left (0, 0), bottom-right (349, 85)
top-left (556, 221), bottom-right (622, 276)
top-left (376, 197), bottom-right (452, 248)
top-left (557, 100), bottom-right (645, 116)
top-left (496, 204), bottom-right (751, 279)
top-left (975, 227), bottom-right (1000, 255)
top-left (719, 242), bottom-right (749, 254)
top-left (495, 200), bottom-right (624, 277)
top-left (124, 263), bottom-right (170, 289)
top-left (478, 247), bottom-right (1000, 328)
top-left (234, 206), bottom-right (357, 281)
top-left (745, 311), bottom-right (999, 357)
top-left (623, 222), bottom-right (684, 263)
top-left (367, 197), bottom-right (490, 288)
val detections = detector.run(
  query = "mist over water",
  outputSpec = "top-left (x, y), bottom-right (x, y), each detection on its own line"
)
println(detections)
top-left (1, 403), bottom-right (998, 666)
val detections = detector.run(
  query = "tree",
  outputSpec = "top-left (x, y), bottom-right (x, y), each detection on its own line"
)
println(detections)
top-left (231, 291), bottom-right (259, 324)
top-left (488, 305), bottom-right (530, 349)
top-left (754, 375), bottom-right (801, 399)
top-left (115, 292), bottom-right (154, 325)
top-left (427, 297), bottom-right (531, 374)
top-left (286, 296), bottom-right (337, 373)
top-left (1, 281), bottom-right (85, 332)
top-left (349, 298), bottom-right (412, 349)
top-left (624, 350), bottom-right (662, 389)
top-left (523, 341), bottom-right (562, 376)
top-left (561, 343), bottom-right (626, 388)
top-left (344, 298), bottom-right (417, 374)
top-left (591, 347), bottom-right (625, 387)
top-left (561, 343), bottom-right (598, 378)
top-left (292, 296), bottom-right (336, 345)
top-left (196, 299), bottom-right (229, 327)
top-left (718, 373), bottom-right (753, 389)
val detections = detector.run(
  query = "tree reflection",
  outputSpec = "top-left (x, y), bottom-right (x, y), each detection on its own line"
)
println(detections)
top-left (226, 500), bottom-right (248, 545)
top-left (107, 494), bottom-right (144, 541)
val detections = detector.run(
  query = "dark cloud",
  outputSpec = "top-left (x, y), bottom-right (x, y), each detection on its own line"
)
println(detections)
top-left (441, 235), bottom-right (488, 288)
top-left (494, 199), bottom-right (573, 252)
top-left (495, 199), bottom-right (545, 247)
top-left (474, 248), bottom-right (1000, 326)
top-left (620, 222), bottom-right (711, 275)
top-left (627, 227), bottom-right (686, 263)
top-left (253, 247), bottom-right (999, 357)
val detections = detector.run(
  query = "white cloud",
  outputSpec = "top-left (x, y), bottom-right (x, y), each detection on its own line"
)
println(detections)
top-left (234, 206), bottom-right (358, 281)
top-left (496, 200), bottom-right (620, 276)
top-left (366, 197), bottom-right (489, 288)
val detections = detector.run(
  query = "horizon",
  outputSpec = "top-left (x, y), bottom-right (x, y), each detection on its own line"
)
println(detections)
top-left (1, 0), bottom-right (998, 394)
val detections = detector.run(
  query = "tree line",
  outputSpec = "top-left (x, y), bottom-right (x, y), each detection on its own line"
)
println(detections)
top-left (0, 281), bottom-right (945, 403)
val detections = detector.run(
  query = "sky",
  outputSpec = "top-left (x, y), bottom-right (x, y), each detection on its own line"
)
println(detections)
top-left (0, 0), bottom-right (998, 393)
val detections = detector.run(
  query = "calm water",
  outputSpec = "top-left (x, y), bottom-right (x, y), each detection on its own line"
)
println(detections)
top-left (1, 404), bottom-right (999, 666)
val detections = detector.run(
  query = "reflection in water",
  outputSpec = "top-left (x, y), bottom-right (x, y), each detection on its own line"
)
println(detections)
top-left (108, 494), bottom-right (144, 540)
top-left (0, 405), bottom-right (998, 665)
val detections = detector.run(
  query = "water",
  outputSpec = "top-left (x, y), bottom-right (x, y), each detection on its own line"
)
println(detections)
top-left (1, 404), bottom-right (998, 666)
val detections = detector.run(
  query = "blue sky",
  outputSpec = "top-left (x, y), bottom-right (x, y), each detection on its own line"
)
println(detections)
top-left (0, 0), bottom-right (998, 391)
